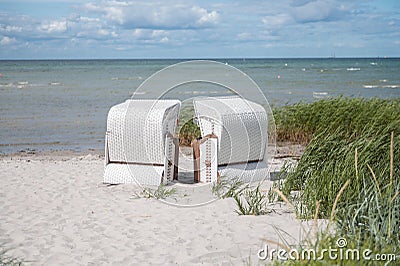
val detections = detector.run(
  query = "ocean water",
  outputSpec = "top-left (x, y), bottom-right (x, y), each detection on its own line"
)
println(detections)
top-left (0, 58), bottom-right (399, 154)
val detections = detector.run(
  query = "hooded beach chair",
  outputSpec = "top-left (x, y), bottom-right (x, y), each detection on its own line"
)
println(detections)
top-left (193, 96), bottom-right (269, 183)
top-left (104, 99), bottom-right (180, 186)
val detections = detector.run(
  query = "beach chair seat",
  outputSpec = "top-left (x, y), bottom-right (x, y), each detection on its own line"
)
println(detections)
top-left (193, 96), bottom-right (269, 182)
top-left (104, 99), bottom-right (180, 186)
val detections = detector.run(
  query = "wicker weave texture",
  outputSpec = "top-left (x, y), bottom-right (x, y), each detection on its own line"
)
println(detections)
top-left (104, 99), bottom-right (180, 185)
top-left (107, 99), bottom-right (180, 164)
top-left (194, 96), bottom-right (268, 165)
top-left (219, 160), bottom-right (269, 183)
top-left (104, 163), bottom-right (165, 185)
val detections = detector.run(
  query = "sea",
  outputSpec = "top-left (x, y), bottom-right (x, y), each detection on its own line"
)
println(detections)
top-left (0, 58), bottom-right (399, 154)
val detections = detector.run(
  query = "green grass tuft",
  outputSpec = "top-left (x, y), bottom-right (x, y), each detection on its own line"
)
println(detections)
top-left (211, 176), bottom-right (246, 199)
top-left (234, 184), bottom-right (272, 216)
top-left (0, 244), bottom-right (24, 266)
top-left (134, 184), bottom-right (177, 200)
top-left (276, 98), bottom-right (400, 219)
top-left (270, 97), bottom-right (400, 264)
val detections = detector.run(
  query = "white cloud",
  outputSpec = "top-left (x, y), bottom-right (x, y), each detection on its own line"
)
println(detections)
top-left (39, 19), bottom-right (68, 33)
top-left (160, 36), bottom-right (169, 43)
top-left (83, 1), bottom-right (219, 29)
top-left (193, 6), bottom-right (219, 26)
top-left (236, 32), bottom-right (252, 41)
top-left (0, 0), bottom-right (399, 58)
top-left (0, 36), bottom-right (17, 45)
top-left (151, 30), bottom-right (168, 38)
top-left (1, 25), bottom-right (23, 33)
top-left (131, 28), bottom-right (171, 43)
top-left (290, 0), bottom-right (348, 23)
top-left (98, 29), bottom-right (117, 37)
top-left (262, 13), bottom-right (292, 29)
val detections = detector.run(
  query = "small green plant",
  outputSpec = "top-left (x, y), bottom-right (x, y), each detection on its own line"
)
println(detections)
top-left (211, 176), bottom-right (272, 216)
top-left (234, 184), bottom-right (271, 215)
top-left (179, 118), bottom-right (201, 146)
top-left (177, 105), bottom-right (201, 146)
top-left (152, 184), bottom-right (177, 200)
top-left (0, 244), bottom-right (24, 266)
top-left (211, 176), bottom-right (246, 199)
top-left (133, 184), bottom-right (177, 200)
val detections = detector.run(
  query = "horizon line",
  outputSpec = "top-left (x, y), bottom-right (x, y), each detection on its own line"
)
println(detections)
top-left (0, 56), bottom-right (399, 61)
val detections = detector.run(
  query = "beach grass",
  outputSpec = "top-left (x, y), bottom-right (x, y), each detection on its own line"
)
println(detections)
top-left (133, 184), bottom-right (177, 200)
top-left (268, 147), bottom-right (399, 264)
top-left (177, 104), bottom-right (201, 146)
top-left (233, 184), bottom-right (272, 215)
top-left (273, 97), bottom-right (400, 219)
top-left (268, 97), bottom-right (400, 264)
top-left (211, 176), bottom-right (245, 199)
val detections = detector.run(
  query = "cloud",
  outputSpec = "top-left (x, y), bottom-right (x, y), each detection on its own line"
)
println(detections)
top-left (290, 0), bottom-right (348, 23)
top-left (0, 0), bottom-right (399, 58)
top-left (0, 25), bottom-right (23, 33)
top-left (131, 28), bottom-right (170, 43)
top-left (0, 36), bottom-right (17, 45)
top-left (262, 13), bottom-right (292, 29)
top-left (83, 1), bottom-right (220, 29)
top-left (39, 19), bottom-right (68, 33)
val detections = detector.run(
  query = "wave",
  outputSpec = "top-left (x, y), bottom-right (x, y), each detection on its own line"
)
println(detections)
top-left (363, 84), bottom-right (399, 89)
top-left (0, 83), bottom-right (13, 88)
top-left (382, 85), bottom-right (400, 89)
top-left (111, 77), bottom-right (139, 81)
top-left (363, 85), bottom-right (379, 88)
top-left (313, 92), bottom-right (329, 99)
top-left (177, 90), bottom-right (220, 95)
top-left (347, 68), bottom-right (361, 71)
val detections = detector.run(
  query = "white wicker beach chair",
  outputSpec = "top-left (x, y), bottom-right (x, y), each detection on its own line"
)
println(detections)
top-left (193, 96), bottom-right (269, 182)
top-left (104, 99), bottom-right (180, 186)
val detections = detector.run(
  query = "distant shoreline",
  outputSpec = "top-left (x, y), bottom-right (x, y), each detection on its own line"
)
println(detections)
top-left (1, 57), bottom-right (399, 61)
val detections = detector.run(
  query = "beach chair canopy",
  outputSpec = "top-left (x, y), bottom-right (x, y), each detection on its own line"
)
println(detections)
top-left (193, 96), bottom-right (269, 182)
top-left (193, 96), bottom-right (268, 166)
top-left (104, 99), bottom-right (180, 185)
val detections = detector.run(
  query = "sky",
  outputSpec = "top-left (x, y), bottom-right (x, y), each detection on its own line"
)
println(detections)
top-left (0, 0), bottom-right (399, 59)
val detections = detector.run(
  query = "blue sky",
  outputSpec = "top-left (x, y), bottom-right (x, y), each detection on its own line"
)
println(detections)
top-left (0, 0), bottom-right (399, 59)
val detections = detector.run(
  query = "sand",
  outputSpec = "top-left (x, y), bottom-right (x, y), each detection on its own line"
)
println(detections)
top-left (0, 145), bottom-right (325, 265)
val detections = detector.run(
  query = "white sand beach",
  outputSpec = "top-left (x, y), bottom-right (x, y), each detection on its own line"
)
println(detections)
top-left (0, 144), bottom-right (323, 265)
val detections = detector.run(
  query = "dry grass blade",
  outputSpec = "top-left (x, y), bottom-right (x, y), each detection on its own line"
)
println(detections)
top-left (390, 131), bottom-right (394, 188)
top-left (260, 239), bottom-right (291, 253)
top-left (329, 179), bottom-right (350, 225)
top-left (367, 164), bottom-right (381, 196)
top-left (314, 200), bottom-right (321, 230)
top-left (272, 188), bottom-right (295, 212)
top-left (355, 148), bottom-right (358, 180)
top-left (388, 131), bottom-right (394, 239)
top-left (391, 191), bottom-right (400, 204)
